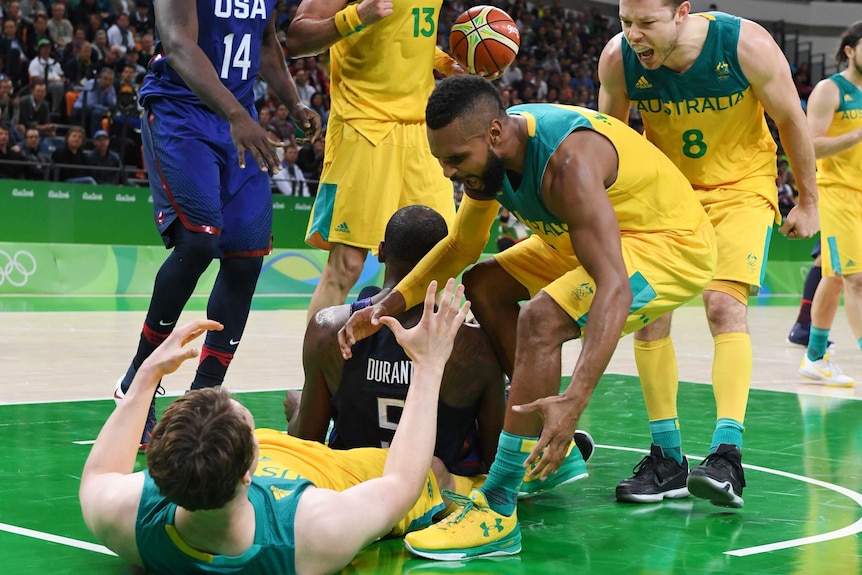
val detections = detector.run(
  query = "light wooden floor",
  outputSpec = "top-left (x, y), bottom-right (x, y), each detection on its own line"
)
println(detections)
top-left (2, 300), bottom-right (861, 405)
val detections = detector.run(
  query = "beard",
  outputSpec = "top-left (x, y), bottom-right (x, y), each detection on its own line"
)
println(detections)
top-left (470, 146), bottom-right (506, 200)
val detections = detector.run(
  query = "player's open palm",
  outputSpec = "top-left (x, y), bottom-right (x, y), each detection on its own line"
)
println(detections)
top-left (356, 0), bottom-right (393, 25)
top-left (229, 113), bottom-right (282, 173)
top-left (380, 279), bottom-right (469, 368)
top-left (141, 320), bottom-right (223, 378)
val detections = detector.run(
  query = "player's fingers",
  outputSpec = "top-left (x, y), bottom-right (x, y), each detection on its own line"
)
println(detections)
top-left (423, 280), bottom-right (438, 317)
top-left (236, 143), bottom-right (248, 168)
top-left (378, 316), bottom-right (404, 338)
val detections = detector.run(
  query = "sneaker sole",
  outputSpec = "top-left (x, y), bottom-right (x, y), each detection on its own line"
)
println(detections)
top-left (615, 486), bottom-right (690, 504)
top-left (574, 430), bottom-right (595, 463)
top-left (518, 471), bottom-right (588, 499)
top-left (798, 370), bottom-right (855, 388)
top-left (404, 532), bottom-right (522, 561)
top-left (686, 474), bottom-right (744, 508)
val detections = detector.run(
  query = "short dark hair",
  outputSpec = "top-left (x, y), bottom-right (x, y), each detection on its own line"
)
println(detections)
top-left (147, 388), bottom-right (255, 511)
top-left (384, 205), bottom-right (448, 267)
top-left (426, 75), bottom-right (504, 131)
top-left (837, 21), bottom-right (862, 65)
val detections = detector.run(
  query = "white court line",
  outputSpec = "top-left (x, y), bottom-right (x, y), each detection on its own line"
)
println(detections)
top-left (598, 444), bottom-right (862, 557)
top-left (0, 522), bottom-right (116, 556)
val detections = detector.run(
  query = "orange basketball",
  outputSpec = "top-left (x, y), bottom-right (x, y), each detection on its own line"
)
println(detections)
top-left (449, 6), bottom-right (520, 78)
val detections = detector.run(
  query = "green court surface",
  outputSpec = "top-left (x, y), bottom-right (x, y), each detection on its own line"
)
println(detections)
top-left (2, 376), bottom-right (861, 574)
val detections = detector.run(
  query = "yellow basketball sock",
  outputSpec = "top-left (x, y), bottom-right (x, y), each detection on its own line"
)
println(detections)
top-left (712, 332), bottom-right (751, 422)
top-left (634, 336), bottom-right (679, 420)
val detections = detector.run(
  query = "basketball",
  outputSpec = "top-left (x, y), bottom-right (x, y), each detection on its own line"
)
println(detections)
top-left (449, 6), bottom-right (520, 79)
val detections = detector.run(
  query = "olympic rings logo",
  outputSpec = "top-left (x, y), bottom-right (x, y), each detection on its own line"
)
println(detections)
top-left (0, 250), bottom-right (37, 287)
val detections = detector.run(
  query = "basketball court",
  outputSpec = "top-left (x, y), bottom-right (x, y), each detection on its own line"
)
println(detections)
top-left (2, 296), bottom-right (862, 574)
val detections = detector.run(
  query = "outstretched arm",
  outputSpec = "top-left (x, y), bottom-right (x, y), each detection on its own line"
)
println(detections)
top-left (515, 130), bottom-right (632, 477)
top-left (79, 320), bottom-right (223, 565)
top-left (293, 280), bottom-right (468, 575)
top-left (337, 194), bottom-right (499, 358)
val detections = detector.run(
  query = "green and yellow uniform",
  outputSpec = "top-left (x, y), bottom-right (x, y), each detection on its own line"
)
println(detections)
top-left (817, 74), bottom-right (862, 277)
top-left (622, 12), bottom-right (777, 291)
top-left (306, 0), bottom-right (455, 252)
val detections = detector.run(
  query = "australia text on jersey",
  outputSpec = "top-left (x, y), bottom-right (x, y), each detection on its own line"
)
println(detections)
top-left (634, 90), bottom-right (747, 115)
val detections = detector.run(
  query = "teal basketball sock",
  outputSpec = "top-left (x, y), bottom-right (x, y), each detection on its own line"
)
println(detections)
top-left (480, 431), bottom-right (534, 516)
top-left (710, 418), bottom-right (744, 454)
top-left (807, 327), bottom-right (831, 361)
top-left (650, 417), bottom-right (682, 464)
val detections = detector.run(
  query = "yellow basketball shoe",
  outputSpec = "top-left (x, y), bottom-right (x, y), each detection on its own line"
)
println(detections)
top-left (404, 490), bottom-right (521, 561)
top-left (518, 430), bottom-right (591, 498)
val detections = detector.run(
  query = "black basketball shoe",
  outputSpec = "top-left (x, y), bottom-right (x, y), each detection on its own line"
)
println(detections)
top-left (616, 444), bottom-right (690, 503)
top-left (687, 443), bottom-right (746, 508)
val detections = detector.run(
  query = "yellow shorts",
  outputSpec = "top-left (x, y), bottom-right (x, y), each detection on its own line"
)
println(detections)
top-left (494, 216), bottom-right (716, 335)
top-left (305, 117), bottom-right (456, 252)
top-left (696, 181), bottom-right (777, 291)
top-left (819, 183), bottom-right (862, 277)
top-left (253, 429), bottom-right (444, 536)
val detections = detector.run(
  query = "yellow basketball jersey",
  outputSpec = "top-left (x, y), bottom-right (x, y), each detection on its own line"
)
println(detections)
top-left (621, 13), bottom-right (777, 194)
top-left (816, 74), bottom-right (862, 192)
top-left (501, 105), bottom-right (707, 255)
top-left (329, 0), bottom-right (442, 125)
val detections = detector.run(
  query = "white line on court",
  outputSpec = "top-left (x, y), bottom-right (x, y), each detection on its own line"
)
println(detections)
top-left (597, 444), bottom-right (862, 557)
top-left (0, 522), bottom-right (116, 556)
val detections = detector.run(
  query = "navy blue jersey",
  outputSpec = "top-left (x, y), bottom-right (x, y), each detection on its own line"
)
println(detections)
top-left (329, 325), bottom-right (481, 473)
top-left (140, 0), bottom-right (275, 108)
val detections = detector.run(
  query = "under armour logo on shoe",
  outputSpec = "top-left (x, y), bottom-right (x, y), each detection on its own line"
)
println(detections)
top-left (480, 519), bottom-right (504, 537)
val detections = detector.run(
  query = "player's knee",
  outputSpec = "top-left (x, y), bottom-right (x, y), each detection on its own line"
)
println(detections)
top-left (326, 246), bottom-right (366, 283)
top-left (842, 272), bottom-right (862, 292)
top-left (172, 226), bottom-right (220, 273)
top-left (519, 295), bottom-right (571, 345)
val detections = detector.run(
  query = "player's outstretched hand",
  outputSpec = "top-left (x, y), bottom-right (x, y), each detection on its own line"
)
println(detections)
top-left (780, 202), bottom-right (819, 239)
top-left (356, 0), bottom-right (393, 25)
top-left (379, 279), bottom-right (468, 368)
top-left (230, 112), bottom-right (283, 173)
top-left (140, 319), bottom-right (223, 380)
top-left (513, 394), bottom-right (580, 480)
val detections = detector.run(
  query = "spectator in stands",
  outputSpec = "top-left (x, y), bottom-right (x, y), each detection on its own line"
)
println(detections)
top-left (86, 14), bottom-right (106, 46)
top-left (0, 19), bottom-right (29, 87)
top-left (111, 0), bottom-right (135, 23)
top-left (47, 2), bottom-right (73, 50)
top-left (129, 0), bottom-right (154, 35)
top-left (777, 158), bottom-right (797, 219)
top-left (7, 2), bottom-right (35, 50)
top-left (0, 78), bottom-right (18, 125)
top-left (27, 38), bottom-right (64, 115)
top-left (64, 41), bottom-right (98, 87)
top-left (0, 123), bottom-right (23, 178)
top-left (86, 128), bottom-right (125, 184)
top-left (138, 32), bottom-right (154, 63)
top-left (272, 143), bottom-right (309, 196)
top-left (303, 56), bottom-right (329, 95)
top-left (18, 79), bottom-right (52, 135)
top-left (106, 12), bottom-right (134, 57)
top-left (95, 44), bottom-right (122, 76)
top-left (19, 126), bottom-right (47, 179)
top-left (24, 11), bottom-right (49, 60)
top-left (117, 62), bottom-right (139, 92)
top-left (267, 102), bottom-right (295, 143)
top-left (71, 0), bottom-right (102, 31)
top-left (121, 46), bottom-right (145, 79)
top-left (292, 68), bottom-right (314, 107)
top-left (72, 67), bottom-right (116, 136)
top-left (19, 0), bottom-right (46, 21)
top-left (308, 90), bottom-right (328, 131)
top-left (52, 125), bottom-right (94, 182)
